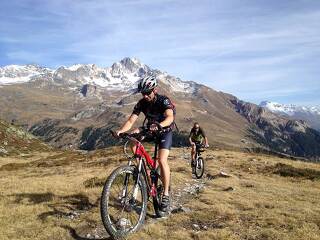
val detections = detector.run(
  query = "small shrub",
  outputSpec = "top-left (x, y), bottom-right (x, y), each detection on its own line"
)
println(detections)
top-left (272, 163), bottom-right (320, 180)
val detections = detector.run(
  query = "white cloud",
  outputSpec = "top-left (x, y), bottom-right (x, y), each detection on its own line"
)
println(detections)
top-left (1, 0), bottom-right (320, 105)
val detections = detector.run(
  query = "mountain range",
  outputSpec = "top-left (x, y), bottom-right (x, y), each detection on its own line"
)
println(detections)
top-left (260, 101), bottom-right (320, 131)
top-left (1, 57), bottom-right (320, 161)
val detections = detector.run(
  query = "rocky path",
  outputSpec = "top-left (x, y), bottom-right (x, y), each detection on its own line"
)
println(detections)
top-left (69, 151), bottom-right (213, 239)
top-left (78, 176), bottom-right (208, 240)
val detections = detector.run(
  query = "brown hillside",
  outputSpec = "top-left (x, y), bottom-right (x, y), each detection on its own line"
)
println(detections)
top-left (0, 148), bottom-right (319, 239)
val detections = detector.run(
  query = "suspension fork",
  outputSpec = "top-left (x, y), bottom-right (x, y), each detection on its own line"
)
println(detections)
top-left (131, 156), bottom-right (145, 200)
top-left (121, 172), bottom-right (131, 199)
top-left (120, 154), bottom-right (142, 200)
top-left (137, 156), bottom-right (156, 198)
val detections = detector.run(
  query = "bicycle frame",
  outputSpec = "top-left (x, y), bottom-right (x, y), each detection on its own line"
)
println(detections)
top-left (124, 135), bottom-right (160, 198)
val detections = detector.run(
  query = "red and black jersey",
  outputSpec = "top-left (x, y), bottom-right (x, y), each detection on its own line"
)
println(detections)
top-left (132, 94), bottom-right (175, 128)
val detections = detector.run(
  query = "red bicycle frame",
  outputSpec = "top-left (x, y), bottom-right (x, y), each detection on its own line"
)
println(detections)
top-left (131, 140), bottom-right (159, 197)
top-left (135, 142), bottom-right (157, 169)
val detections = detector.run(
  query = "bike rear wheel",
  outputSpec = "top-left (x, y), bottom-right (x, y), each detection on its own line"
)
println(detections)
top-left (100, 165), bottom-right (148, 239)
top-left (195, 157), bottom-right (204, 179)
top-left (152, 168), bottom-right (164, 217)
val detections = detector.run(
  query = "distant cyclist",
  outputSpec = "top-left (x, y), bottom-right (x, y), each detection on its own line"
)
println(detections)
top-left (116, 75), bottom-right (175, 215)
top-left (189, 122), bottom-right (209, 171)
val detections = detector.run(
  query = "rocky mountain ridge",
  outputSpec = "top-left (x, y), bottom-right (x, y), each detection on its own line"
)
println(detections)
top-left (260, 101), bottom-right (320, 130)
top-left (232, 99), bottom-right (320, 160)
top-left (0, 58), bottom-right (194, 93)
top-left (1, 58), bottom-right (320, 161)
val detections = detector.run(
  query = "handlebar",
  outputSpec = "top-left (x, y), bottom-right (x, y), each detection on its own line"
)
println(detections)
top-left (110, 130), bottom-right (138, 140)
top-left (148, 121), bottom-right (163, 131)
top-left (110, 122), bottom-right (165, 141)
top-left (193, 142), bottom-right (209, 148)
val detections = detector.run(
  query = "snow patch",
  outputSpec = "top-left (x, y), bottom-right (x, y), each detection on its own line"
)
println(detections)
top-left (66, 64), bottom-right (83, 71)
top-left (260, 101), bottom-right (320, 116)
top-left (0, 58), bottom-right (197, 93)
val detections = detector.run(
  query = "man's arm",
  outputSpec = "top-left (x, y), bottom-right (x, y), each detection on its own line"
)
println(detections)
top-left (204, 136), bottom-right (209, 146)
top-left (188, 130), bottom-right (194, 145)
top-left (159, 109), bottom-right (174, 128)
top-left (189, 137), bottom-right (194, 145)
top-left (200, 128), bottom-right (209, 147)
top-left (116, 114), bottom-right (138, 135)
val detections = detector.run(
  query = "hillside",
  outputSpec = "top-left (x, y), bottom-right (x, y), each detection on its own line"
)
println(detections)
top-left (0, 119), bottom-right (49, 156)
top-left (231, 99), bottom-right (320, 161)
top-left (0, 147), bottom-right (319, 240)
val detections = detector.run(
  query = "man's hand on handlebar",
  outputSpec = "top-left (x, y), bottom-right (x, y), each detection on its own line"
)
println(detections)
top-left (115, 130), bottom-right (122, 137)
top-left (130, 128), bottom-right (140, 134)
top-left (149, 123), bottom-right (159, 132)
top-left (112, 122), bottom-right (163, 139)
top-left (148, 122), bottom-right (163, 133)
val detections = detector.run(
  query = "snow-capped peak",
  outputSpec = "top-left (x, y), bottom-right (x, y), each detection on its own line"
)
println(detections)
top-left (0, 57), bottom-right (196, 93)
top-left (65, 64), bottom-right (86, 71)
top-left (0, 64), bottom-right (53, 85)
top-left (259, 101), bottom-right (320, 116)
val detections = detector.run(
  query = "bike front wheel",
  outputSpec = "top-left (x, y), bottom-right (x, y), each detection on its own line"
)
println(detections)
top-left (123, 140), bottom-right (133, 159)
top-left (100, 165), bottom-right (148, 239)
top-left (195, 157), bottom-right (205, 179)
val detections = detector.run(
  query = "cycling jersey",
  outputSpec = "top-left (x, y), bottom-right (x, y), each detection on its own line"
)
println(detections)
top-left (132, 93), bottom-right (175, 129)
top-left (189, 127), bottom-right (206, 143)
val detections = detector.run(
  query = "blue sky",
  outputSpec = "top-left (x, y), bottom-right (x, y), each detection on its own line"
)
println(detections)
top-left (1, 0), bottom-right (320, 106)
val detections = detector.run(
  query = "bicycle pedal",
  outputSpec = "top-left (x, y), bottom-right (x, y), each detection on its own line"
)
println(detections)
top-left (157, 211), bottom-right (170, 218)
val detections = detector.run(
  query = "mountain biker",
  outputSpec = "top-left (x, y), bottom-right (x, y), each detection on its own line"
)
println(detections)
top-left (116, 75), bottom-right (175, 214)
top-left (189, 122), bottom-right (209, 173)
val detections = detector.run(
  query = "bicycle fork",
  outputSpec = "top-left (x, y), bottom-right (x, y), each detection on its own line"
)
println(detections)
top-left (131, 157), bottom-right (144, 200)
top-left (119, 159), bottom-right (142, 203)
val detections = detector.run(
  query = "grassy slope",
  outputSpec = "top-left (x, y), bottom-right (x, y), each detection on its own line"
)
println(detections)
top-left (0, 148), bottom-right (319, 240)
top-left (0, 120), bottom-right (49, 156)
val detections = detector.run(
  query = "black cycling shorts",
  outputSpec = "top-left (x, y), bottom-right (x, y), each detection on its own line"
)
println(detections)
top-left (144, 129), bottom-right (173, 150)
top-left (159, 130), bottom-right (173, 150)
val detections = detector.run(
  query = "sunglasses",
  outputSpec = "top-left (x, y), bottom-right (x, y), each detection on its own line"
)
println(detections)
top-left (141, 89), bottom-right (153, 96)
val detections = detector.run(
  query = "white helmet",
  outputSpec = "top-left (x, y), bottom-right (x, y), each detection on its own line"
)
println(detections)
top-left (138, 75), bottom-right (157, 93)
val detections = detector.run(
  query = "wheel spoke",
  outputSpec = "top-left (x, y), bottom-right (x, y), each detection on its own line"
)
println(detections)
top-left (101, 166), bottom-right (147, 237)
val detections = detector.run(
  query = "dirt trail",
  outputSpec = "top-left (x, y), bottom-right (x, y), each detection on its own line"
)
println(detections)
top-left (66, 150), bottom-right (211, 239)
top-left (75, 176), bottom-right (208, 240)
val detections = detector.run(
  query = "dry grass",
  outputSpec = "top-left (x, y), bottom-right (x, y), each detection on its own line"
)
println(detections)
top-left (0, 147), bottom-right (320, 240)
top-left (130, 150), bottom-right (320, 240)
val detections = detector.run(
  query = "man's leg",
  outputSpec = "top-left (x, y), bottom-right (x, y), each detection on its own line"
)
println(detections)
top-left (157, 130), bottom-right (172, 214)
top-left (158, 149), bottom-right (170, 196)
top-left (191, 145), bottom-right (196, 161)
top-left (191, 145), bottom-right (196, 174)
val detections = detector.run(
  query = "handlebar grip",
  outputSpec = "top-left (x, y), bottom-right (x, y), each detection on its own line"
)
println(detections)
top-left (110, 130), bottom-right (117, 138)
top-left (110, 130), bottom-right (127, 138)
top-left (153, 121), bottom-right (163, 130)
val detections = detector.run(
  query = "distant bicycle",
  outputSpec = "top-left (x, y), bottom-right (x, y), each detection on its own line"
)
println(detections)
top-left (191, 143), bottom-right (206, 179)
top-left (100, 124), bottom-right (169, 239)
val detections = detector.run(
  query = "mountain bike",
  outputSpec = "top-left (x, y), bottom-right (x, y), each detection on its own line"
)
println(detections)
top-left (100, 124), bottom-right (168, 239)
top-left (191, 143), bottom-right (205, 179)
